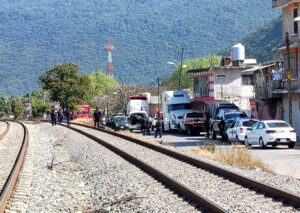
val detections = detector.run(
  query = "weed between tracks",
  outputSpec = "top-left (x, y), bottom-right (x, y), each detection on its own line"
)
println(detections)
top-left (185, 140), bottom-right (271, 172)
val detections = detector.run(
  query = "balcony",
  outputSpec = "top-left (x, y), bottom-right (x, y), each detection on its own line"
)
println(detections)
top-left (272, 0), bottom-right (294, 8)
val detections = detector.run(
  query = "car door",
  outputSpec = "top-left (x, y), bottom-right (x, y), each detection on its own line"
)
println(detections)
top-left (248, 122), bottom-right (259, 144)
top-left (232, 120), bottom-right (240, 139)
top-left (253, 122), bottom-right (265, 144)
top-left (257, 122), bottom-right (266, 141)
top-left (226, 121), bottom-right (235, 140)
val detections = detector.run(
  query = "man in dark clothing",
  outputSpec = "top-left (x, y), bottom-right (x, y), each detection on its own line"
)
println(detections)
top-left (218, 117), bottom-right (226, 142)
top-left (154, 119), bottom-right (162, 138)
top-left (141, 117), bottom-right (147, 136)
top-left (204, 112), bottom-right (210, 138)
top-left (93, 108), bottom-right (101, 128)
top-left (50, 109), bottom-right (57, 126)
top-left (65, 109), bottom-right (71, 126)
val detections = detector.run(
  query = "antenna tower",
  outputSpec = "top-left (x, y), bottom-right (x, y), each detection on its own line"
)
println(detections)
top-left (104, 36), bottom-right (115, 77)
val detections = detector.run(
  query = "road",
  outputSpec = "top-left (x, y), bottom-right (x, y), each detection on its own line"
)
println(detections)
top-left (135, 130), bottom-right (300, 179)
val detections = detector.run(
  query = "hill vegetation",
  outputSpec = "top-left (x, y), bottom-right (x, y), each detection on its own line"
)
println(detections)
top-left (0, 1), bottom-right (280, 95)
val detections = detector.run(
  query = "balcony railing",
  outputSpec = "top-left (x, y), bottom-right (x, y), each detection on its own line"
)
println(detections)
top-left (272, 0), bottom-right (294, 8)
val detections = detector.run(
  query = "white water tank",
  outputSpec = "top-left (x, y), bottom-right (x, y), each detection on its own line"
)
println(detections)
top-left (231, 43), bottom-right (245, 61)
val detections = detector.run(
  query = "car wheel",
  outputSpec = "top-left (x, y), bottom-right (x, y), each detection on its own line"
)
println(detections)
top-left (245, 137), bottom-right (251, 148)
top-left (288, 143), bottom-right (295, 149)
top-left (272, 144), bottom-right (278, 148)
top-left (259, 138), bottom-right (266, 149)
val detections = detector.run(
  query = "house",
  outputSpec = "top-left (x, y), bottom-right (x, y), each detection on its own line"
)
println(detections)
top-left (273, 0), bottom-right (300, 138)
top-left (242, 62), bottom-right (283, 120)
top-left (188, 43), bottom-right (257, 116)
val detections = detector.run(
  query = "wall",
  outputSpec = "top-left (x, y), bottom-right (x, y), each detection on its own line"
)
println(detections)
top-left (282, 93), bottom-right (300, 137)
top-left (214, 67), bottom-right (255, 111)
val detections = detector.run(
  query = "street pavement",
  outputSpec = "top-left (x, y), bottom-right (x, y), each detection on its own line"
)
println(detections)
top-left (135, 130), bottom-right (300, 179)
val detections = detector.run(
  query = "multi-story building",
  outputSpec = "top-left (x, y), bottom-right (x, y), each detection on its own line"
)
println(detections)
top-left (273, 0), bottom-right (300, 138)
top-left (189, 44), bottom-right (257, 116)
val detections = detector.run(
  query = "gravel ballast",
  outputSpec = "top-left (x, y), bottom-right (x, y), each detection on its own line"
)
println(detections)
top-left (21, 123), bottom-right (200, 212)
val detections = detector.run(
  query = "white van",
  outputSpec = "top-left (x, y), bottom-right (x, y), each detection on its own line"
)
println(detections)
top-left (162, 91), bottom-right (192, 131)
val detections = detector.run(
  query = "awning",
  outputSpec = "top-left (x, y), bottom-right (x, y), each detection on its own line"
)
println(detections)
top-left (241, 63), bottom-right (277, 74)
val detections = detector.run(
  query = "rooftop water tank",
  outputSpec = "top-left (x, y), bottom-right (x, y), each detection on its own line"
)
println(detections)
top-left (231, 43), bottom-right (245, 61)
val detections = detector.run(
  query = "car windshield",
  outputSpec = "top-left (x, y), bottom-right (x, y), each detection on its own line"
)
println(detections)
top-left (267, 122), bottom-right (290, 128)
top-left (225, 113), bottom-right (247, 119)
top-left (114, 117), bottom-right (127, 122)
top-left (186, 112), bottom-right (204, 118)
top-left (169, 103), bottom-right (192, 111)
top-left (242, 120), bottom-right (258, 127)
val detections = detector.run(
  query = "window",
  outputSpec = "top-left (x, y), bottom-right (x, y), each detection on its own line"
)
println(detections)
top-left (294, 8), bottom-right (298, 34)
top-left (217, 74), bottom-right (226, 78)
top-left (234, 121), bottom-right (240, 127)
top-left (252, 122), bottom-right (259, 130)
top-left (267, 122), bottom-right (290, 128)
top-left (242, 75), bottom-right (253, 85)
top-left (257, 122), bottom-right (265, 129)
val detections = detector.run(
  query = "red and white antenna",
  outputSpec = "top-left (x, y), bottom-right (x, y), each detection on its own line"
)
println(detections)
top-left (104, 36), bottom-right (115, 77)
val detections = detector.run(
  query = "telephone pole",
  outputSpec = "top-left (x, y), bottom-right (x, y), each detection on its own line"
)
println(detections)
top-left (286, 32), bottom-right (293, 126)
top-left (157, 77), bottom-right (160, 110)
top-left (179, 46), bottom-right (184, 90)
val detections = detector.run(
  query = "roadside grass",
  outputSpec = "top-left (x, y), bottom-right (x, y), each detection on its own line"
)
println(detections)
top-left (185, 140), bottom-right (271, 172)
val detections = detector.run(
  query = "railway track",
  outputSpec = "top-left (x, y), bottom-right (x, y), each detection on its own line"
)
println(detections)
top-left (0, 121), bottom-right (29, 212)
top-left (64, 122), bottom-right (300, 212)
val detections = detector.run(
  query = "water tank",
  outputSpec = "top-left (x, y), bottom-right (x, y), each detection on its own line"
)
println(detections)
top-left (231, 43), bottom-right (245, 61)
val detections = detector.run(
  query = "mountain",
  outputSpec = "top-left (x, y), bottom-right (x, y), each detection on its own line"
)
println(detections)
top-left (220, 17), bottom-right (282, 63)
top-left (0, 0), bottom-right (280, 95)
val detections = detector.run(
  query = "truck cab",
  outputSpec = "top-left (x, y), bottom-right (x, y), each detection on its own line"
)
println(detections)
top-left (162, 90), bottom-right (192, 131)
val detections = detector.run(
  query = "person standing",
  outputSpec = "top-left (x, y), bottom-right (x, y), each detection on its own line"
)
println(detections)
top-left (65, 109), bottom-right (71, 126)
top-left (154, 119), bottom-right (162, 138)
top-left (218, 117), bottom-right (226, 142)
top-left (50, 106), bottom-right (57, 126)
top-left (204, 112), bottom-right (210, 138)
top-left (93, 107), bottom-right (101, 128)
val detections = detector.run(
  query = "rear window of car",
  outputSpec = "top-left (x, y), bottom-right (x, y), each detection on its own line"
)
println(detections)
top-left (266, 122), bottom-right (290, 128)
top-left (225, 112), bottom-right (247, 119)
top-left (242, 120), bottom-right (258, 127)
top-left (186, 113), bottom-right (204, 118)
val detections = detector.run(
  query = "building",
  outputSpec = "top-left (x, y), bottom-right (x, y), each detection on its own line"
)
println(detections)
top-left (188, 43), bottom-right (257, 116)
top-left (242, 62), bottom-right (283, 120)
top-left (273, 0), bottom-right (300, 138)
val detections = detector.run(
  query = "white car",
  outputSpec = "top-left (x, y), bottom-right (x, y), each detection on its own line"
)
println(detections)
top-left (245, 120), bottom-right (297, 149)
top-left (226, 118), bottom-right (258, 143)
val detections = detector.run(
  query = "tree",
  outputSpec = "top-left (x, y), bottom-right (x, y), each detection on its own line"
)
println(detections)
top-left (11, 98), bottom-right (24, 119)
top-left (23, 90), bottom-right (50, 116)
top-left (39, 63), bottom-right (92, 108)
top-left (166, 55), bottom-right (221, 90)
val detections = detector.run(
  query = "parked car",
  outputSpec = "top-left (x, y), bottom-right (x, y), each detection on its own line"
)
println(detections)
top-left (107, 115), bottom-right (128, 131)
top-left (226, 118), bottom-right (258, 143)
top-left (211, 110), bottom-right (248, 139)
top-left (179, 111), bottom-right (205, 135)
top-left (245, 120), bottom-right (296, 149)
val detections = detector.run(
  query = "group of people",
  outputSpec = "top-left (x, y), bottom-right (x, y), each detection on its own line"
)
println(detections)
top-left (204, 112), bottom-right (227, 142)
top-left (50, 105), bottom-right (71, 126)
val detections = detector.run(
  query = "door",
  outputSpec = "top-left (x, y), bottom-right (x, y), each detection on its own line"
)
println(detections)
top-left (248, 122), bottom-right (259, 144)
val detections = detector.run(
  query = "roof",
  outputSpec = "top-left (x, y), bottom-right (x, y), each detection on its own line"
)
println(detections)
top-left (187, 67), bottom-right (211, 74)
top-left (241, 63), bottom-right (277, 74)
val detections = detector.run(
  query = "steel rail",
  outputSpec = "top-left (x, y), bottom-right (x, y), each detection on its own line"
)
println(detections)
top-left (0, 121), bottom-right (10, 141)
top-left (64, 124), bottom-right (227, 213)
top-left (70, 122), bottom-right (300, 207)
top-left (0, 121), bottom-right (29, 213)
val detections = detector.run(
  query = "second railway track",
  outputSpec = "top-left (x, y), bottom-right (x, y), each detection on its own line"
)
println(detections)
top-left (64, 122), bottom-right (300, 212)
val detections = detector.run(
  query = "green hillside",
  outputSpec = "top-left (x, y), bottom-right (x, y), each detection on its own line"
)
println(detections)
top-left (0, 1), bottom-right (280, 95)
top-left (220, 17), bottom-right (282, 62)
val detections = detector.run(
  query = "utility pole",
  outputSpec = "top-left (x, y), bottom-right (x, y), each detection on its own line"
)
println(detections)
top-left (179, 46), bottom-right (184, 90)
top-left (157, 77), bottom-right (160, 110)
top-left (286, 32), bottom-right (293, 126)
